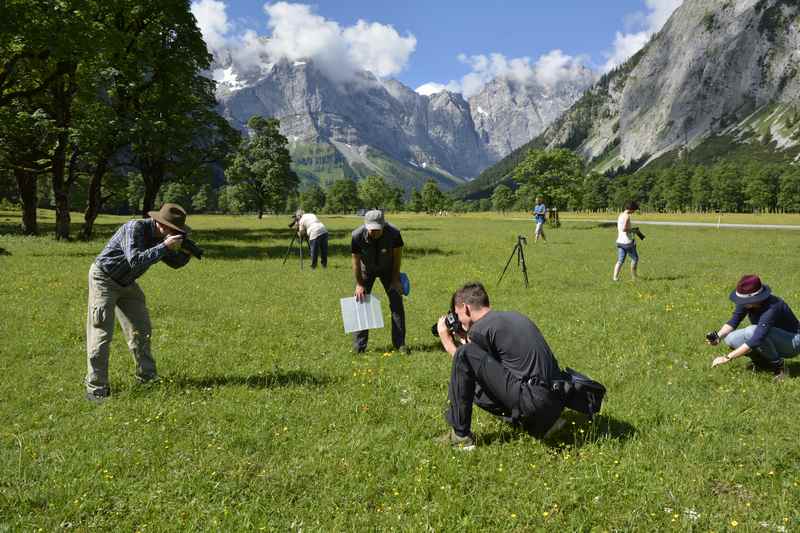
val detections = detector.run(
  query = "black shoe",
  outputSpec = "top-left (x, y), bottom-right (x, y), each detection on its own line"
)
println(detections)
top-left (396, 345), bottom-right (411, 355)
top-left (85, 388), bottom-right (110, 403)
top-left (353, 346), bottom-right (366, 354)
top-left (773, 361), bottom-right (788, 382)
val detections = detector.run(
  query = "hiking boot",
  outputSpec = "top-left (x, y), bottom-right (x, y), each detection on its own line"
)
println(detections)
top-left (436, 429), bottom-right (476, 451)
top-left (85, 388), bottom-right (110, 403)
top-left (542, 417), bottom-right (567, 440)
top-left (773, 361), bottom-right (788, 383)
top-left (746, 355), bottom-right (774, 372)
top-left (136, 374), bottom-right (161, 386)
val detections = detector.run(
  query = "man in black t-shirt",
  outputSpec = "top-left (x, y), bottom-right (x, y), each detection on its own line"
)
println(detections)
top-left (351, 210), bottom-right (407, 353)
top-left (435, 282), bottom-right (564, 449)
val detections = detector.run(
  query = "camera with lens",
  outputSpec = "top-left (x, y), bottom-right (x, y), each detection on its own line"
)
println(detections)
top-left (288, 215), bottom-right (299, 228)
top-left (632, 227), bottom-right (646, 240)
top-left (430, 311), bottom-right (463, 337)
top-left (181, 237), bottom-right (204, 259)
top-left (705, 331), bottom-right (719, 343)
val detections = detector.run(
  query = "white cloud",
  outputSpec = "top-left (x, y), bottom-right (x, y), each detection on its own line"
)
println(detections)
top-left (191, 0), bottom-right (231, 53)
top-left (343, 20), bottom-right (417, 78)
top-left (418, 49), bottom-right (591, 98)
top-left (191, 1), bottom-right (416, 84)
top-left (415, 81), bottom-right (461, 96)
top-left (602, 0), bottom-right (683, 72)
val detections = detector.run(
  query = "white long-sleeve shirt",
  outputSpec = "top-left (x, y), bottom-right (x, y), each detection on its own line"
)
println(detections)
top-left (298, 213), bottom-right (328, 241)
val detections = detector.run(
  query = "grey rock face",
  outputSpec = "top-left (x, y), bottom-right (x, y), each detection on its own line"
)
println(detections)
top-left (469, 71), bottom-right (594, 161)
top-left (537, 0), bottom-right (800, 168)
top-left (219, 59), bottom-right (488, 180)
top-left (217, 57), bottom-right (588, 182)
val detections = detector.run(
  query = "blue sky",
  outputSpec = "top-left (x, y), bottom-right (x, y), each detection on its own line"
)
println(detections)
top-left (192, 0), bottom-right (682, 95)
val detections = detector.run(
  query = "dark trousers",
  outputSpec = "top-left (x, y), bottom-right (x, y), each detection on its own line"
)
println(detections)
top-left (446, 343), bottom-right (563, 437)
top-left (353, 273), bottom-right (405, 351)
top-left (309, 234), bottom-right (328, 268)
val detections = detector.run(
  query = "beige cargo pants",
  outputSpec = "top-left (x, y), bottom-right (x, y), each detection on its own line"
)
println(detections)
top-left (85, 263), bottom-right (156, 394)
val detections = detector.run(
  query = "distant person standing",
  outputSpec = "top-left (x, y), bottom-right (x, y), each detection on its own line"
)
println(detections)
top-left (293, 209), bottom-right (328, 269)
top-left (533, 196), bottom-right (547, 242)
top-left (351, 210), bottom-right (407, 354)
top-left (613, 200), bottom-right (639, 281)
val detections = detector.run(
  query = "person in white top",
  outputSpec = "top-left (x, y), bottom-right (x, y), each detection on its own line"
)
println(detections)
top-left (613, 200), bottom-right (639, 281)
top-left (294, 210), bottom-right (329, 268)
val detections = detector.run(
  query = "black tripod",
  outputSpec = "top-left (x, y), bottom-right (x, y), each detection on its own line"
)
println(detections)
top-left (497, 235), bottom-right (529, 288)
top-left (282, 233), bottom-right (307, 269)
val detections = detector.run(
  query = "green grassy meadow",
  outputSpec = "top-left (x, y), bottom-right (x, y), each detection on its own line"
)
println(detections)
top-left (1, 210), bottom-right (800, 531)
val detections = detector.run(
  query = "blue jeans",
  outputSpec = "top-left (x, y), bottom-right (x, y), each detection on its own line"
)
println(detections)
top-left (616, 243), bottom-right (638, 264)
top-left (309, 233), bottom-right (328, 268)
top-left (725, 325), bottom-right (800, 362)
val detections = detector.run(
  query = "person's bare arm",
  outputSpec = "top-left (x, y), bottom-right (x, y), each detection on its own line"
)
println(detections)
top-left (391, 246), bottom-right (402, 292)
top-left (352, 253), bottom-right (366, 301)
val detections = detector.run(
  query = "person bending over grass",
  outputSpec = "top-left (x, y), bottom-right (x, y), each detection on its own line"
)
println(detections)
top-left (613, 200), bottom-right (640, 281)
top-left (85, 204), bottom-right (194, 402)
top-left (708, 275), bottom-right (799, 382)
top-left (351, 209), bottom-right (407, 354)
top-left (292, 209), bottom-right (329, 269)
top-left (435, 282), bottom-right (564, 450)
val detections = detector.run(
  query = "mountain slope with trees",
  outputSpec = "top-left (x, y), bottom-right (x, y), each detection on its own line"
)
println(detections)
top-left (456, 0), bottom-right (800, 200)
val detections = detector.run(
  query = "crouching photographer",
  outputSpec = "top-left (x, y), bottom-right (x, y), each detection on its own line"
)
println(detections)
top-left (434, 282), bottom-right (567, 449)
top-left (707, 275), bottom-right (799, 381)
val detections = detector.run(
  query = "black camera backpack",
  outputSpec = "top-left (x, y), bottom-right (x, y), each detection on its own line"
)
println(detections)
top-left (551, 368), bottom-right (606, 418)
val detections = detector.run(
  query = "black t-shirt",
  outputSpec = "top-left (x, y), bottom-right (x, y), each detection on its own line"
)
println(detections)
top-left (467, 310), bottom-right (562, 382)
top-left (350, 223), bottom-right (404, 275)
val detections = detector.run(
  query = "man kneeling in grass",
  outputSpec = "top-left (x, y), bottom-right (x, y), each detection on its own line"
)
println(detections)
top-left (708, 275), bottom-right (800, 382)
top-left (434, 282), bottom-right (565, 450)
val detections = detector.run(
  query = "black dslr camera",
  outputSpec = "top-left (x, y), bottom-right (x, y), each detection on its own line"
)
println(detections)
top-left (288, 215), bottom-right (299, 228)
top-left (430, 311), bottom-right (463, 337)
top-left (632, 227), bottom-right (646, 240)
top-left (705, 331), bottom-right (719, 343)
top-left (181, 237), bottom-right (204, 259)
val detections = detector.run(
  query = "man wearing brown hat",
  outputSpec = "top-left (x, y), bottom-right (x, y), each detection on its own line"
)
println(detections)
top-left (85, 203), bottom-right (195, 401)
top-left (350, 209), bottom-right (407, 354)
top-left (708, 275), bottom-right (800, 381)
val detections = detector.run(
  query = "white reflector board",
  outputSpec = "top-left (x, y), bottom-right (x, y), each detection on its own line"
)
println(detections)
top-left (340, 295), bottom-right (384, 333)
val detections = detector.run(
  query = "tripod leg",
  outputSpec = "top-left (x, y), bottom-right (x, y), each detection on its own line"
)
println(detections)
top-left (299, 237), bottom-right (304, 270)
top-left (518, 246), bottom-right (529, 288)
top-left (283, 234), bottom-right (297, 264)
top-left (497, 244), bottom-right (518, 286)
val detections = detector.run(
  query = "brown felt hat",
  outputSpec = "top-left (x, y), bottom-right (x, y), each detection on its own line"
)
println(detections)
top-left (148, 203), bottom-right (191, 234)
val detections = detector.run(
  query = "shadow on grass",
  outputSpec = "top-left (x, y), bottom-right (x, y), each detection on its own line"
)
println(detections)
top-left (545, 411), bottom-right (637, 448)
top-left (200, 241), bottom-right (456, 261)
top-left (639, 275), bottom-right (688, 282)
top-left (479, 410), bottom-right (636, 448)
top-left (168, 369), bottom-right (331, 390)
top-left (567, 222), bottom-right (616, 230)
top-left (0, 247), bottom-right (10, 255)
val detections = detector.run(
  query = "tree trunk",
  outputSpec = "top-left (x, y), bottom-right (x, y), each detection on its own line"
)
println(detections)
top-left (15, 168), bottom-right (38, 235)
top-left (49, 65), bottom-right (77, 240)
top-left (80, 158), bottom-right (108, 240)
top-left (141, 165), bottom-right (163, 217)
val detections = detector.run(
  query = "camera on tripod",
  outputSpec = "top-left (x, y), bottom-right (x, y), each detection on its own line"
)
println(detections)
top-left (430, 311), bottom-right (463, 337)
top-left (288, 214), bottom-right (299, 228)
